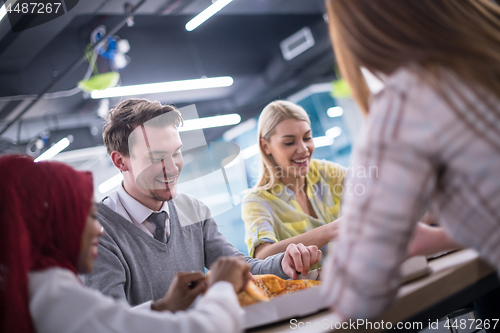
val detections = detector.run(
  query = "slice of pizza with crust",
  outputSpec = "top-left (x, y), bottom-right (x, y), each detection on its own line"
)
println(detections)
top-left (238, 274), bottom-right (321, 306)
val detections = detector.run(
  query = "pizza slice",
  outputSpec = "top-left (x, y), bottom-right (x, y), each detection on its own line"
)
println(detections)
top-left (238, 274), bottom-right (321, 306)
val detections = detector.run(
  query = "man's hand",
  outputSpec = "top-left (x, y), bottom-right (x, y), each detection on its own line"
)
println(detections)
top-left (208, 257), bottom-right (251, 293)
top-left (151, 271), bottom-right (207, 312)
top-left (281, 243), bottom-right (322, 279)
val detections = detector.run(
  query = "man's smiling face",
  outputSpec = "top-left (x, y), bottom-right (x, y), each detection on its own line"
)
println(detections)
top-left (126, 124), bottom-right (184, 205)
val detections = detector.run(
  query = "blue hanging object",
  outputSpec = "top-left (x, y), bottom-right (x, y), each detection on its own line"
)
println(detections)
top-left (99, 37), bottom-right (117, 60)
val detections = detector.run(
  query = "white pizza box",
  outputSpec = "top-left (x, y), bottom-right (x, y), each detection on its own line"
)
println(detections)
top-left (243, 282), bottom-right (328, 329)
top-left (243, 256), bottom-right (429, 329)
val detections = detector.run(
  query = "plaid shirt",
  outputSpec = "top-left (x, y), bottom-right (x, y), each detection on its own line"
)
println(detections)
top-left (323, 68), bottom-right (500, 319)
top-left (242, 159), bottom-right (345, 257)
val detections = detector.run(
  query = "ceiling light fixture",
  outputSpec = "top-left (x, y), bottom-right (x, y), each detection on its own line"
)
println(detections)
top-left (91, 76), bottom-right (234, 99)
top-left (34, 136), bottom-right (72, 162)
top-left (98, 173), bottom-right (124, 194)
top-left (179, 114), bottom-right (241, 132)
top-left (241, 143), bottom-right (259, 160)
top-left (223, 118), bottom-right (256, 142)
top-left (325, 126), bottom-right (342, 139)
top-left (0, 4), bottom-right (7, 22)
top-left (313, 136), bottom-right (334, 147)
top-left (0, 0), bottom-right (19, 22)
top-left (185, 0), bottom-right (233, 32)
top-left (327, 106), bottom-right (344, 118)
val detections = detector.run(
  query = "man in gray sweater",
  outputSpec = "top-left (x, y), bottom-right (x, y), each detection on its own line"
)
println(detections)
top-left (84, 99), bottom-right (322, 308)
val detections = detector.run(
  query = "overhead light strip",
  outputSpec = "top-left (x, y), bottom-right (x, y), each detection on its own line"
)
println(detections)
top-left (313, 136), bottom-right (334, 148)
top-left (34, 137), bottom-right (71, 162)
top-left (0, 5), bottom-right (6, 22)
top-left (223, 118), bottom-right (256, 142)
top-left (241, 143), bottom-right (259, 160)
top-left (327, 106), bottom-right (344, 118)
top-left (0, 1), bottom-right (19, 22)
top-left (185, 0), bottom-right (233, 31)
top-left (325, 126), bottom-right (342, 139)
top-left (179, 114), bottom-right (241, 132)
top-left (91, 76), bottom-right (234, 99)
top-left (98, 173), bottom-right (124, 194)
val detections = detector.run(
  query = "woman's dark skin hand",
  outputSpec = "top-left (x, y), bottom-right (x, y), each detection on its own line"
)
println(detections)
top-left (208, 257), bottom-right (252, 293)
top-left (151, 271), bottom-right (207, 312)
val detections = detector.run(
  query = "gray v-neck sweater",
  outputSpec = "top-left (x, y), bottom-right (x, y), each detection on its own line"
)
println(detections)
top-left (83, 192), bottom-right (287, 306)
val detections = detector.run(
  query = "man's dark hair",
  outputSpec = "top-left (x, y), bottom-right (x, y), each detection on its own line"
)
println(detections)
top-left (103, 99), bottom-right (183, 156)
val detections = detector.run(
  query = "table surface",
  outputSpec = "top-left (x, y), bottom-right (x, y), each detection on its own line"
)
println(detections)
top-left (250, 249), bottom-right (497, 333)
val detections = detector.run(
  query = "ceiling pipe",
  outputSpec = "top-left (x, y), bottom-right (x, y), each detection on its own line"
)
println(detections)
top-left (0, 0), bottom-right (147, 137)
top-left (158, 0), bottom-right (194, 15)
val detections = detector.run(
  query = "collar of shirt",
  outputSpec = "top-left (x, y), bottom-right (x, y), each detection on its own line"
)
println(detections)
top-left (116, 183), bottom-right (170, 225)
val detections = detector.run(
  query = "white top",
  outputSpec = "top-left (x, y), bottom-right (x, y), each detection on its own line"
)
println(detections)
top-left (103, 183), bottom-right (171, 239)
top-left (29, 267), bottom-right (243, 333)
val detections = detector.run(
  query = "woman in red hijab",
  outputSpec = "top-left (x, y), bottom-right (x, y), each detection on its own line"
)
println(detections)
top-left (0, 155), bottom-right (249, 333)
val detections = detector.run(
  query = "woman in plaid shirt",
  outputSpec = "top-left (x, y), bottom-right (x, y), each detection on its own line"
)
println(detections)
top-left (323, 0), bottom-right (500, 320)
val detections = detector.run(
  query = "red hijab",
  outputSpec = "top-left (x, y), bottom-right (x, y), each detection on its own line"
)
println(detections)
top-left (0, 155), bottom-right (94, 333)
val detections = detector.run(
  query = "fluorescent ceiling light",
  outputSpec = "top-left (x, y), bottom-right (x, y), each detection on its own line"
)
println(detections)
top-left (91, 76), bottom-right (234, 99)
top-left (327, 106), bottom-right (344, 118)
top-left (223, 118), bottom-right (256, 141)
top-left (0, 5), bottom-right (6, 22)
top-left (241, 143), bottom-right (259, 160)
top-left (313, 136), bottom-right (334, 148)
top-left (98, 173), bottom-right (124, 193)
top-left (0, 1), bottom-right (18, 22)
top-left (179, 114), bottom-right (241, 132)
top-left (326, 126), bottom-right (342, 139)
top-left (185, 0), bottom-right (233, 32)
top-left (34, 137), bottom-right (71, 162)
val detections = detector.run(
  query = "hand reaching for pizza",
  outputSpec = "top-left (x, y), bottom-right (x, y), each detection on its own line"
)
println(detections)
top-left (208, 256), bottom-right (252, 293)
top-left (281, 243), bottom-right (322, 279)
top-left (151, 271), bottom-right (207, 312)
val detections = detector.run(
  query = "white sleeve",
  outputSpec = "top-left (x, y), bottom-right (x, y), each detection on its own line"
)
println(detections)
top-left (132, 300), bottom-right (153, 312)
top-left (30, 268), bottom-right (243, 333)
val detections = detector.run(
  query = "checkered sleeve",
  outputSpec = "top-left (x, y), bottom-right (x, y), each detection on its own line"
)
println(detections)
top-left (323, 85), bottom-right (439, 319)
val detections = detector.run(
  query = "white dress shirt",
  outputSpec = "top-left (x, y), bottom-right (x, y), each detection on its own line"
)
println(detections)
top-left (30, 267), bottom-right (243, 333)
top-left (102, 183), bottom-right (171, 240)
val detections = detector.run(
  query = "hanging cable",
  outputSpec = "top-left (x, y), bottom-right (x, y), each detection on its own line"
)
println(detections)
top-left (0, 0), bottom-right (146, 137)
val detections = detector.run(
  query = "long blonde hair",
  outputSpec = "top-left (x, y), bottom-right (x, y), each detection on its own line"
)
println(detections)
top-left (325, 0), bottom-right (500, 115)
top-left (255, 100), bottom-right (311, 190)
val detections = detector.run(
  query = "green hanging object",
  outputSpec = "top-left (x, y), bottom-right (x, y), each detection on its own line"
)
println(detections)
top-left (78, 72), bottom-right (120, 93)
top-left (331, 78), bottom-right (351, 99)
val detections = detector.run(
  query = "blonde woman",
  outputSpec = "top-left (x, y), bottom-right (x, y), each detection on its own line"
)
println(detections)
top-left (322, 0), bottom-right (500, 320)
top-left (242, 101), bottom-right (345, 267)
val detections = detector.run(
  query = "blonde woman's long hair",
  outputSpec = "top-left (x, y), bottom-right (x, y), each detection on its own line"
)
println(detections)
top-left (325, 0), bottom-right (500, 118)
top-left (255, 101), bottom-right (311, 190)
